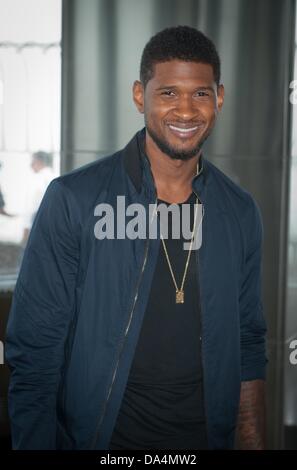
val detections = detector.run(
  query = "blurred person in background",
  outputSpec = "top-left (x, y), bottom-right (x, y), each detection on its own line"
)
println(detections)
top-left (0, 161), bottom-right (14, 217)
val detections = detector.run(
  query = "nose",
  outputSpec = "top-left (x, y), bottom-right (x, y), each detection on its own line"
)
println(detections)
top-left (174, 94), bottom-right (197, 120)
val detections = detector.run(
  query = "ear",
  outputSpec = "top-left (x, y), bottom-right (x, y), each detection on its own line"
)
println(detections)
top-left (217, 84), bottom-right (224, 111)
top-left (133, 80), bottom-right (144, 114)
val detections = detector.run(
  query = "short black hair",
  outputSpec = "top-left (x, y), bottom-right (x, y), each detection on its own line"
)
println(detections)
top-left (140, 26), bottom-right (221, 88)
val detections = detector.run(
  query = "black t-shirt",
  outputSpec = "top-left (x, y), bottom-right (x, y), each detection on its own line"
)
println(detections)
top-left (109, 192), bottom-right (208, 450)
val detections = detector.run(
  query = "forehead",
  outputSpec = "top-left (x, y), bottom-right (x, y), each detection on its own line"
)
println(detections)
top-left (148, 60), bottom-right (215, 87)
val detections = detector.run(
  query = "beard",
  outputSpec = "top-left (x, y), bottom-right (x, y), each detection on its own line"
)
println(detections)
top-left (145, 122), bottom-right (211, 161)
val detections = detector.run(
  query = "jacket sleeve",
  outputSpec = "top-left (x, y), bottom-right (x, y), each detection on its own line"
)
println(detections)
top-left (239, 198), bottom-right (268, 381)
top-left (5, 179), bottom-right (80, 449)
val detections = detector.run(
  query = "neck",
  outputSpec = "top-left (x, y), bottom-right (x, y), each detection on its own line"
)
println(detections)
top-left (145, 132), bottom-right (201, 203)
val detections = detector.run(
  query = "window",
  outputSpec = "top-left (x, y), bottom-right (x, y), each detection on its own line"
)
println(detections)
top-left (0, 0), bottom-right (61, 290)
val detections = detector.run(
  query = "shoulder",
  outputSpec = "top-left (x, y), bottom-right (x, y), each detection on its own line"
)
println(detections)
top-left (204, 158), bottom-right (263, 238)
top-left (38, 150), bottom-right (122, 230)
top-left (56, 151), bottom-right (121, 195)
top-left (46, 150), bottom-right (121, 207)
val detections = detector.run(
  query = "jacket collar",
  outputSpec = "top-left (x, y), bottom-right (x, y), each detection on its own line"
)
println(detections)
top-left (122, 127), bottom-right (209, 200)
top-left (122, 128), bottom-right (145, 194)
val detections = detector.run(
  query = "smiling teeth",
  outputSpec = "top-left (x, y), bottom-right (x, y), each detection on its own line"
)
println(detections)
top-left (169, 125), bottom-right (198, 133)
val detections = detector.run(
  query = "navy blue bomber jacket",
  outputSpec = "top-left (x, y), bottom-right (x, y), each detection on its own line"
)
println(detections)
top-left (5, 128), bottom-right (267, 450)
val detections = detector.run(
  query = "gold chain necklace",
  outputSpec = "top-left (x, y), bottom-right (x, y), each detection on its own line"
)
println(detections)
top-left (160, 163), bottom-right (200, 304)
top-left (160, 197), bottom-right (199, 304)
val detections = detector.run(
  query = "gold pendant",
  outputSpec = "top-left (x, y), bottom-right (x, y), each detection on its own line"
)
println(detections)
top-left (176, 290), bottom-right (184, 304)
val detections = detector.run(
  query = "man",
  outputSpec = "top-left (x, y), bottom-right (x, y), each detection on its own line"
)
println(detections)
top-left (5, 26), bottom-right (267, 450)
top-left (21, 151), bottom-right (55, 245)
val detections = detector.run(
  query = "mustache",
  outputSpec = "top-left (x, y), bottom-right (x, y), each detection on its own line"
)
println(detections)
top-left (166, 120), bottom-right (205, 127)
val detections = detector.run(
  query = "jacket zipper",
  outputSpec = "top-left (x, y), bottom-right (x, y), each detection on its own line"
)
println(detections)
top-left (89, 197), bottom-right (158, 450)
top-left (192, 188), bottom-right (209, 445)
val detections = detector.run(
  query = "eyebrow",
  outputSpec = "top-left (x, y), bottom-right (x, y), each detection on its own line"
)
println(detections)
top-left (156, 85), bottom-right (215, 92)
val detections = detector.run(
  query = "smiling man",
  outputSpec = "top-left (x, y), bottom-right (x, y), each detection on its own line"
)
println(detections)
top-left (6, 26), bottom-right (267, 450)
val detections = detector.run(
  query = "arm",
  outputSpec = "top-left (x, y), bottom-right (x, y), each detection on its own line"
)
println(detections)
top-left (5, 179), bottom-right (80, 449)
top-left (21, 227), bottom-right (30, 246)
top-left (236, 379), bottom-right (266, 449)
top-left (237, 199), bottom-right (268, 449)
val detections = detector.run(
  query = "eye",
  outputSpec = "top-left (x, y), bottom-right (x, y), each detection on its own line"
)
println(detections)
top-left (161, 90), bottom-right (176, 97)
top-left (195, 91), bottom-right (209, 97)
